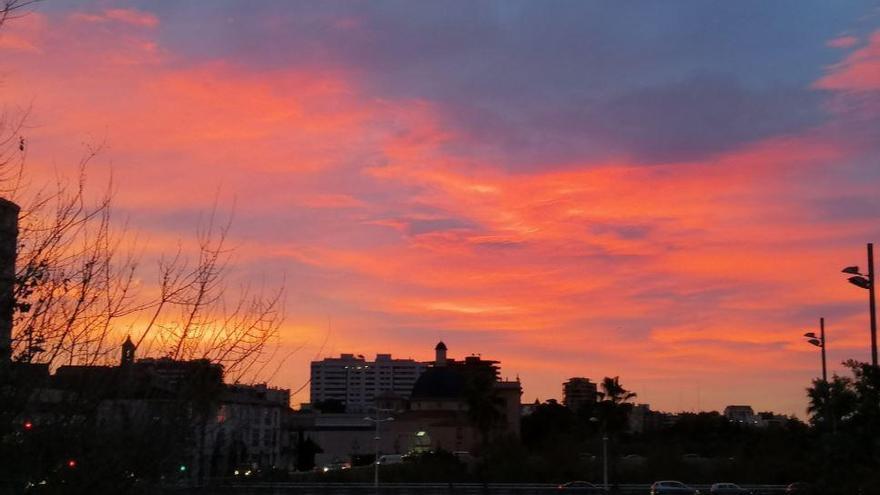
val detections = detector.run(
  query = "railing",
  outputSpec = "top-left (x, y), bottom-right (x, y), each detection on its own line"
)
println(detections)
top-left (167, 482), bottom-right (789, 495)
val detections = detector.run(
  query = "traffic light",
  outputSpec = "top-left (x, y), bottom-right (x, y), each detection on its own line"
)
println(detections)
top-left (67, 459), bottom-right (77, 469)
top-left (23, 420), bottom-right (33, 431)
top-left (178, 464), bottom-right (187, 472)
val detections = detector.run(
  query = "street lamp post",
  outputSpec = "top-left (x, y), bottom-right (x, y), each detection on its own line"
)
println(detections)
top-left (803, 317), bottom-right (827, 382)
top-left (364, 412), bottom-right (394, 495)
top-left (842, 243), bottom-right (877, 367)
top-left (602, 433), bottom-right (608, 490)
top-left (589, 417), bottom-right (608, 490)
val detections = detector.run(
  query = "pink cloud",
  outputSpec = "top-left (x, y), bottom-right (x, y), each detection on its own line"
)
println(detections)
top-left (70, 8), bottom-right (159, 28)
top-left (827, 35), bottom-right (859, 49)
top-left (0, 11), bottom-right (45, 53)
top-left (816, 31), bottom-right (880, 91)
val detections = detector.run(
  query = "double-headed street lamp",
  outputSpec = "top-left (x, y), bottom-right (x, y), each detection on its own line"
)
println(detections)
top-left (364, 411), bottom-right (394, 495)
top-left (803, 317), bottom-right (827, 382)
top-left (842, 242), bottom-right (877, 367)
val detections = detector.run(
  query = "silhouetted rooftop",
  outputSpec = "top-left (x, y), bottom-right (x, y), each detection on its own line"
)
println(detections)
top-left (411, 366), bottom-right (465, 399)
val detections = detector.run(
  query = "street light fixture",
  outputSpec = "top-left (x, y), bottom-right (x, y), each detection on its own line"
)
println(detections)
top-left (803, 317), bottom-right (827, 382)
top-left (841, 243), bottom-right (877, 367)
top-left (365, 411), bottom-right (394, 495)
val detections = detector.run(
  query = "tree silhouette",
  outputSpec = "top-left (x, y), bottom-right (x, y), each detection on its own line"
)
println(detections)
top-left (598, 376), bottom-right (637, 405)
top-left (806, 375), bottom-right (855, 433)
top-left (596, 376), bottom-right (636, 435)
top-left (804, 361), bottom-right (880, 493)
top-left (463, 369), bottom-right (504, 450)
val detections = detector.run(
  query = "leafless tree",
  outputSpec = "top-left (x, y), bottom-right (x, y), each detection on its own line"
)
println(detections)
top-left (7, 158), bottom-right (285, 382)
top-left (0, 1), bottom-right (284, 382)
top-left (0, 1), bottom-right (37, 30)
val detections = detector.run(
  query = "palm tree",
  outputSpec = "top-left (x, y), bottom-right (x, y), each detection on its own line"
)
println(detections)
top-left (596, 377), bottom-right (636, 435)
top-left (464, 372), bottom-right (505, 449)
top-left (598, 377), bottom-right (636, 405)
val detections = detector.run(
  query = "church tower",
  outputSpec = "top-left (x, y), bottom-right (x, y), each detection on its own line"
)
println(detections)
top-left (121, 336), bottom-right (135, 366)
top-left (434, 341), bottom-right (447, 366)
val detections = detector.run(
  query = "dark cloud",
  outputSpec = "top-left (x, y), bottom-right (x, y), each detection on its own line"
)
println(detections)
top-left (406, 217), bottom-right (474, 236)
top-left (590, 222), bottom-right (653, 240)
top-left (95, 0), bottom-right (873, 168)
top-left (814, 196), bottom-right (880, 221)
top-left (584, 75), bottom-right (827, 163)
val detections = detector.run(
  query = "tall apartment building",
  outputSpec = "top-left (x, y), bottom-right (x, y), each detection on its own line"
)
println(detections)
top-left (563, 377), bottom-right (598, 411)
top-left (310, 353), bottom-right (428, 412)
top-left (723, 405), bottom-right (758, 425)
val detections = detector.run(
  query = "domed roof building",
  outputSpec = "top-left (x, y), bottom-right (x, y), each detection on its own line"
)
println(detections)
top-left (410, 366), bottom-right (466, 400)
top-left (390, 342), bottom-right (522, 454)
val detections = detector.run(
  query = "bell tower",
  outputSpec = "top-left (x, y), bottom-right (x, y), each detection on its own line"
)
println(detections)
top-left (121, 336), bottom-right (135, 366)
top-left (434, 341), bottom-right (447, 366)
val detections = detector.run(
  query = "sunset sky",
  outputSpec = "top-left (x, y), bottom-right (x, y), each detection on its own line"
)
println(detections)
top-left (2, 1), bottom-right (880, 415)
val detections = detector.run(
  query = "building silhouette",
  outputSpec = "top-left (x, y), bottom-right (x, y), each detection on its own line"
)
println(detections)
top-left (293, 342), bottom-right (522, 467)
top-left (563, 377), bottom-right (598, 411)
top-left (723, 405), bottom-right (758, 425)
top-left (310, 352), bottom-right (427, 413)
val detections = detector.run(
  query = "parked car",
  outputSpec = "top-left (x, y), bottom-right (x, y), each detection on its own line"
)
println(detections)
top-left (650, 481), bottom-right (700, 495)
top-left (377, 454), bottom-right (404, 465)
top-left (784, 482), bottom-right (811, 494)
top-left (710, 483), bottom-right (751, 495)
top-left (557, 481), bottom-right (604, 493)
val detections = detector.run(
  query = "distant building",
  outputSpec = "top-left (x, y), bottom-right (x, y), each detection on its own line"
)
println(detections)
top-left (393, 342), bottom-right (522, 453)
top-left (724, 405), bottom-right (758, 425)
top-left (310, 353), bottom-right (428, 413)
top-left (287, 411), bottom-right (377, 470)
top-left (521, 398), bottom-right (541, 417)
top-left (627, 403), bottom-right (670, 433)
top-left (26, 340), bottom-right (292, 478)
top-left (756, 411), bottom-right (789, 428)
top-left (204, 383), bottom-right (292, 473)
top-left (563, 377), bottom-right (598, 411)
top-left (298, 342), bottom-right (523, 465)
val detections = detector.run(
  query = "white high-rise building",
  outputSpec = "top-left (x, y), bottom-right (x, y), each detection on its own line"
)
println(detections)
top-left (310, 353), bottom-right (428, 412)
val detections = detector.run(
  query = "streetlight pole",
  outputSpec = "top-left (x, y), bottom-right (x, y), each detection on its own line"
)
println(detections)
top-left (868, 243), bottom-right (877, 367)
top-left (364, 412), bottom-right (393, 495)
top-left (602, 432), bottom-right (608, 490)
top-left (803, 317), bottom-right (827, 382)
top-left (590, 417), bottom-right (608, 490)
top-left (820, 317), bottom-right (827, 382)
top-left (842, 243), bottom-right (877, 367)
